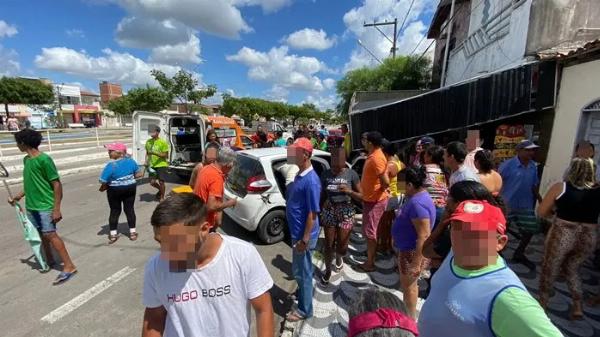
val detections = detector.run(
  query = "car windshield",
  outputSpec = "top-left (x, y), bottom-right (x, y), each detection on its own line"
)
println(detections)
top-left (226, 153), bottom-right (265, 198)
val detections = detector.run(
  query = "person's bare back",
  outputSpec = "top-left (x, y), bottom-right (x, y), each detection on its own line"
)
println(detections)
top-left (478, 170), bottom-right (503, 195)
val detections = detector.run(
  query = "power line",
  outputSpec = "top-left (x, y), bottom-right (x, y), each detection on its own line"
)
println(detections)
top-left (396, 0), bottom-right (416, 40)
top-left (357, 39), bottom-right (383, 65)
top-left (411, 0), bottom-right (486, 62)
top-left (364, 19), bottom-right (398, 58)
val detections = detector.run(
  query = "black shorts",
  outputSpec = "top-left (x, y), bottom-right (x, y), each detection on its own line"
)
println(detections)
top-left (150, 167), bottom-right (169, 181)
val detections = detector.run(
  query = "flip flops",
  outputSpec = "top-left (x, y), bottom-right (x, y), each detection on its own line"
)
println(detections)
top-left (53, 270), bottom-right (78, 285)
top-left (286, 310), bottom-right (307, 322)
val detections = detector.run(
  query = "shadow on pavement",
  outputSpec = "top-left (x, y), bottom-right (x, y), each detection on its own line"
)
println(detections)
top-left (219, 214), bottom-right (264, 246)
top-left (271, 254), bottom-right (293, 281)
top-left (270, 283), bottom-right (294, 332)
top-left (20, 254), bottom-right (53, 273)
top-left (96, 222), bottom-right (130, 236)
top-left (139, 193), bottom-right (159, 203)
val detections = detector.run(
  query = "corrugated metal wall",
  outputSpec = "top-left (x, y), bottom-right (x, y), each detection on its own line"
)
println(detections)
top-left (350, 61), bottom-right (556, 149)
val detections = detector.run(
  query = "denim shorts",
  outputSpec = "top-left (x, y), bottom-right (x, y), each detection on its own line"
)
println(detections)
top-left (26, 210), bottom-right (56, 233)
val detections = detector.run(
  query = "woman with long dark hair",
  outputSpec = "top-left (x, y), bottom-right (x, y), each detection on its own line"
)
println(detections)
top-left (320, 147), bottom-right (362, 285)
top-left (474, 149), bottom-right (502, 195)
top-left (205, 129), bottom-right (220, 148)
top-left (392, 166), bottom-right (435, 318)
top-left (422, 145), bottom-right (448, 227)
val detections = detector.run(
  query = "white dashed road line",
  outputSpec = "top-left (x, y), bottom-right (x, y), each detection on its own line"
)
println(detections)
top-left (41, 266), bottom-right (136, 324)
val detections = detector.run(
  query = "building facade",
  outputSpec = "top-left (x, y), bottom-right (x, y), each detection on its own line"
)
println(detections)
top-left (99, 81), bottom-right (123, 106)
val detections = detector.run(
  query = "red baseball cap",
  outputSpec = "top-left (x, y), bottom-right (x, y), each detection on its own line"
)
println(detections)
top-left (290, 137), bottom-right (313, 154)
top-left (448, 200), bottom-right (506, 235)
top-left (104, 142), bottom-right (127, 153)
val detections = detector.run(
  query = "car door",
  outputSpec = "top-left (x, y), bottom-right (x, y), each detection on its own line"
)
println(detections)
top-left (133, 112), bottom-right (163, 164)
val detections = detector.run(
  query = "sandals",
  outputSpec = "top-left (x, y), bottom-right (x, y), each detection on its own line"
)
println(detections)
top-left (129, 232), bottom-right (138, 241)
top-left (53, 270), bottom-right (78, 285)
top-left (108, 234), bottom-right (119, 244)
top-left (335, 260), bottom-right (344, 272)
top-left (286, 310), bottom-right (307, 322)
top-left (320, 273), bottom-right (331, 286)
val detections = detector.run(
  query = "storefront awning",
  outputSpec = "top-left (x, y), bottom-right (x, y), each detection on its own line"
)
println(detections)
top-left (349, 61), bottom-right (557, 148)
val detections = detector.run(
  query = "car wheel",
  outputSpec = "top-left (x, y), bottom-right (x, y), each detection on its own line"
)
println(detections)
top-left (257, 210), bottom-right (286, 244)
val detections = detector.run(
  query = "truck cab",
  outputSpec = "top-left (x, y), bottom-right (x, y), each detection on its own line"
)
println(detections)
top-left (133, 111), bottom-right (205, 177)
top-left (202, 115), bottom-right (253, 150)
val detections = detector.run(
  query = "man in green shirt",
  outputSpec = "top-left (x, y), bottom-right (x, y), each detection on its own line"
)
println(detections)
top-left (8, 129), bottom-right (77, 285)
top-left (145, 125), bottom-right (169, 201)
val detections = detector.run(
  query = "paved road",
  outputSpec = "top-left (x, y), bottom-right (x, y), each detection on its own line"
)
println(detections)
top-left (0, 171), bottom-right (295, 337)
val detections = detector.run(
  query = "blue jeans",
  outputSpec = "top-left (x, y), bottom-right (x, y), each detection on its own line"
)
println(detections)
top-left (27, 210), bottom-right (56, 233)
top-left (292, 238), bottom-right (317, 317)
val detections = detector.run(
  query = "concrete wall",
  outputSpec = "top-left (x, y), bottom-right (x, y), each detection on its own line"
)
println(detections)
top-left (445, 0), bottom-right (532, 85)
top-left (540, 58), bottom-right (600, 194)
top-left (527, 0), bottom-right (600, 55)
top-left (431, 1), bottom-right (472, 88)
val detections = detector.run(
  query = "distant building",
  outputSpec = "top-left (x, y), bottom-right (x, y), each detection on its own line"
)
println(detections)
top-left (99, 81), bottom-right (123, 106)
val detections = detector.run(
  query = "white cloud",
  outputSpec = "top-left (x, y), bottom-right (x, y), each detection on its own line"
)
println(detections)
top-left (0, 45), bottom-right (20, 76)
top-left (323, 78), bottom-right (336, 90)
top-left (304, 94), bottom-right (337, 111)
top-left (233, 0), bottom-right (293, 13)
top-left (115, 16), bottom-right (192, 48)
top-left (265, 85), bottom-right (289, 102)
top-left (343, 0), bottom-right (436, 71)
top-left (66, 29), bottom-right (86, 38)
top-left (34, 47), bottom-right (184, 86)
top-left (283, 28), bottom-right (336, 50)
top-left (117, 0), bottom-right (252, 39)
top-left (227, 46), bottom-right (332, 92)
top-left (150, 35), bottom-right (202, 65)
top-left (0, 20), bottom-right (18, 38)
top-left (225, 88), bottom-right (235, 96)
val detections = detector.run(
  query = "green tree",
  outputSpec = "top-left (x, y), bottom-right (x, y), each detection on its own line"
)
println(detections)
top-left (0, 77), bottom-right (54, 122)
top-left (126, 86), bottom-right (172, 112)
top-left (151, 69), bottom-right (216, 113)
top-left (336, 55), bottom-right (431, 116)
top-left (106, 96), bottom-right (133, 115)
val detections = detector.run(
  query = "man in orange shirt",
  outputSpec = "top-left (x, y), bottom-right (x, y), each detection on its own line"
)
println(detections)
top-left (193, 147), bottom-right (238, 231)
top-left (357, 131), bottom-right (390, 272)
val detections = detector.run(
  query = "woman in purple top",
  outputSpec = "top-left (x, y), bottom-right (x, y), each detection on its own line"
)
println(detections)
top-left (392, 166), bottom-right (436, 318)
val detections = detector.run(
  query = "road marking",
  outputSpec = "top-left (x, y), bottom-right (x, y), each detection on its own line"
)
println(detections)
top-left (4, 164), bottom-right (106, 186)
top-left (41, 266), bottom-right (136, 324)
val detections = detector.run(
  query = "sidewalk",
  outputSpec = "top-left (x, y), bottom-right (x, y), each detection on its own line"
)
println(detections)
top-left (281, 215), bottom-right (426, 337)
top-left (281, 216), bottom-right (600, 337)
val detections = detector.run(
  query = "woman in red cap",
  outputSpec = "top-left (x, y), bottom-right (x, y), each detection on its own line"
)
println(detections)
top-left (99, 142), bottom-right (144, 243)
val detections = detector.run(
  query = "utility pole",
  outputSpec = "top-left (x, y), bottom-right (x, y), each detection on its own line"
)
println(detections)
top-left (363, 18), bottom-right (398, 58)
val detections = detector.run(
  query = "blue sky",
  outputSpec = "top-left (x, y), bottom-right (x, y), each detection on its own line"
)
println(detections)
top-left (0, 0), bottom-right (436, 110)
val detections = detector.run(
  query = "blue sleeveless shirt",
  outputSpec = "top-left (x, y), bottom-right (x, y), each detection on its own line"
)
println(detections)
top-left (418, 253), bottom-right (526, 337)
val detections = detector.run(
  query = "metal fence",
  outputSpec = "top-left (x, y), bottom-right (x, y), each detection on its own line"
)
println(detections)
top-left (0, 127), bottom-right (132, 157)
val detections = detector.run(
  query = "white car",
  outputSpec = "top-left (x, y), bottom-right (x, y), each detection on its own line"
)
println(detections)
top-left (223, 147), bottom-right (364, 244)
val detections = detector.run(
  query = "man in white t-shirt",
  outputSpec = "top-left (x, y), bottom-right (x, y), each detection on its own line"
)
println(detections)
top-left (142, 193), bottom-right (274, 337)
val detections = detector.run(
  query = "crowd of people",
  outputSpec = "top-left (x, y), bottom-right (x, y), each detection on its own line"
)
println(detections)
top-left (7, 124), bottom-right (600, 336)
